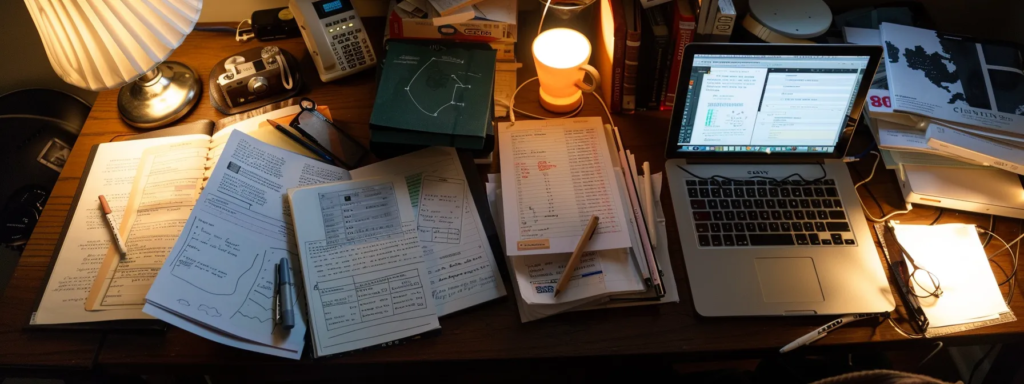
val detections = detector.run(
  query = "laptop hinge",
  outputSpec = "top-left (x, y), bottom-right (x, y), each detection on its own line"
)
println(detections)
top-left (684, 158), bottom-right (828, 165)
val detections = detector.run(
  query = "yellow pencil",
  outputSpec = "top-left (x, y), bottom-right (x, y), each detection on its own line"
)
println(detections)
top-left (554, 215), bottom-right (600, 297)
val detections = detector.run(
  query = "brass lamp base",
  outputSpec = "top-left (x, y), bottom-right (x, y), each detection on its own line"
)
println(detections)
top-left (117, 61), bottom-right (200, 129)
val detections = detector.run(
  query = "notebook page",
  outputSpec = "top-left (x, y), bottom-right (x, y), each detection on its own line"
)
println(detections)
top-left (86, 138), bottom-right (209, 310)
top-left (349, 147), bottom-right (506, 316)
top-left (33, 134), bottom-right (209, 325)
top-left (498, 117), bottom-right (631, 256)
top-left (144, 130), bottom-right (351, 354)
top-left (288, 176), bottom-right (440, 357)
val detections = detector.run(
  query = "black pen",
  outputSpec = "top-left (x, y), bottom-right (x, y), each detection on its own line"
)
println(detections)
top-left (288, 122), bottom-right (344, 167)
top-left (267, 119), bottom-right (335, 164)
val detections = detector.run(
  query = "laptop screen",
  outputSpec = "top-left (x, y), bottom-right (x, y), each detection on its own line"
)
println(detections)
top-left (672, 54), bottom-right (871, 154)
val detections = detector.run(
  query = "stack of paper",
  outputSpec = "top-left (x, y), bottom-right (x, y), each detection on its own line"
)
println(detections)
top-left (491, 117), bottom-right (678, 321)
top-left (890, 223), bottom-right (1015, 336)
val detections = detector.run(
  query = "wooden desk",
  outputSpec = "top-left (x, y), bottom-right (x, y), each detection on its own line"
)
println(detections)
top-left (3, 15), bottom-right (1024, 377)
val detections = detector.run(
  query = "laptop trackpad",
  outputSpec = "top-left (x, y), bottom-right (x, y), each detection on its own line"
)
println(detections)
top-left (754, 258), bottom-right (824, 303)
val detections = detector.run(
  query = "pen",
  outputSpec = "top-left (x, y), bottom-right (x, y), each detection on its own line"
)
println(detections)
top-left (273, 262), bottom-right (280, 326)
top-left (267, 119), bottom-right (335, 165)
top-left (554, 215), bottom-right (600, 297)
top-left (780, 313), bottom-right (880, 353)
top-left (642, 161), bottom-right (656, 247)
top-left (287, 121), bottom-right (344, 167)
top-left (98, 195), bottom-right (128, 259)
top-left (277, 257), bottom-right (295, 330)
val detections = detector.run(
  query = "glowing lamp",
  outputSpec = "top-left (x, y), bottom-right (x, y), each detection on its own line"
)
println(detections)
top-left (532, 28), bottom-right (601, 113)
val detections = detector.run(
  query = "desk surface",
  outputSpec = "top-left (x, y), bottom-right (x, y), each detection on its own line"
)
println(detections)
top-left (3, 14), bottom-right (1024, 376)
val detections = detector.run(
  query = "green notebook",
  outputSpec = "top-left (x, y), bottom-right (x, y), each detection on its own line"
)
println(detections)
top-left (370, 40), bottom-right (496, 150)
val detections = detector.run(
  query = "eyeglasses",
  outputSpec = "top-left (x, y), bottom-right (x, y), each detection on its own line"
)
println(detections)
top-left (874, 223), bottom-right (930, 334)
top-left (885, 222), bottom-right (944, 299)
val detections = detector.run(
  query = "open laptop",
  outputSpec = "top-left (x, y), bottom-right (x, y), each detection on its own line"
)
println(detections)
top-left (664, 44), bottom-right (895, 316)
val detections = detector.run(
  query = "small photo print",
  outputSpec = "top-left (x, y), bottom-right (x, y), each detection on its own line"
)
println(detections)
top-left (227, 161), bottom-right (241, 173)
top-left (37, 138), bottom-right (72, 173)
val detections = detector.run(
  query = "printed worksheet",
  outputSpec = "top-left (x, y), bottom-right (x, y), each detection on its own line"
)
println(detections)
top-left (498, 117), bottom-right (631, 256)
top-left (288, 176), bottom-right (441, 357)
top-left (143, 130), bottom-right (351, 358)
top-left (33, 135), bottom-right (208, 325)
top-left (86, 138), bottom-right (208, 310)
top-left (512, 248), bottom-right (645, 305)
top-left (350, 147), bottom-right (506, 316)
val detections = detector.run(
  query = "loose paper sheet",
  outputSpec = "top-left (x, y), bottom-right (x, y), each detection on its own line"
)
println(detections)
top-left (891, 223), bottom-right (1010, 327)
top-left (350, 147), bottom-right (506, 316)
top-left (289, 176), bottom-right (441, 357)
top-left (498, 117), bottom-right (631, 255)
top-left (144, 130), bottom-right (351, 356)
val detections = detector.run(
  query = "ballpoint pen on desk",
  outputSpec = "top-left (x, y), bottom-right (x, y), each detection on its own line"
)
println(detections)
top-left (98, 195), bottom-right (128, 259)
top-left (288, 121), bottom-right (346, 168)
top-left (554, 215), bottom-right (600, 297)
top-left (267, 119), bottom-right (336, 165)
top-left (273, 262), bottom-right (280, 328)
top-left (779, 313), bottom-right (883, 353)
top-left (278, 257), bottom-right (295, 330)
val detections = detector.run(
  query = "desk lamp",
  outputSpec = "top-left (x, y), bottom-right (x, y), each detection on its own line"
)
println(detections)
top-left (532, 28), bottom-right (600, 113)
top-left (25, 0), bottom-right (203, 129)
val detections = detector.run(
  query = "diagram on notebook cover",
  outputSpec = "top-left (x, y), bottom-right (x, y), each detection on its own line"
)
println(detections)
top-left (406, 57), bottom-right (476, 117)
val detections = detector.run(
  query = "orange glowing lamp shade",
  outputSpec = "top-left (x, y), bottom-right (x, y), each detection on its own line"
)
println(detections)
top-left (532, 28), bottom-right (601, 113)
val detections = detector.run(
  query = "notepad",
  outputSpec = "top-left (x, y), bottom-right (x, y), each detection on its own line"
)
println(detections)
top-left (498, 117), bottom-right (632, 256)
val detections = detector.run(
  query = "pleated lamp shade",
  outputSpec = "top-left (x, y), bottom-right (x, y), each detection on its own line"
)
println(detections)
top-left (25, 0), bottom-right (203, 92)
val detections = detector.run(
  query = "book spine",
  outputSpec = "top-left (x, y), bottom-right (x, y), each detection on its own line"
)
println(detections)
top-left (662, 6), bottom-right (695, 109)
top-left (701, 0), bottom-right (718, 34)
top-left (711, 0), bottom-right (734, 37)
top-left (623, 31), bottom-right (641, 113)
top-left (927, 124), bottom-right (1024, 175)
top-left (623, 41), bottom-right (639, 113)
top-left (611, 2), bottom-right (626, 114)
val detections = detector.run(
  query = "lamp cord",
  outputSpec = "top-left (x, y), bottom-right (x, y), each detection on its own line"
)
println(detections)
top-left (502, 77), bottom-right (615, 128)
top-left (538, 0), bottom-right (553, 36)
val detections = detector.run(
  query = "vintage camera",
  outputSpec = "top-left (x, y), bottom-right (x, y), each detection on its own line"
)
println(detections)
top-left (216, 46), bottom-right (295, 109)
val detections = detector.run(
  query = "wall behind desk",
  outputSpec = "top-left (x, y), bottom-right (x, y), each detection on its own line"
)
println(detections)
top-left (2, 0), bottom-right (1020, 107)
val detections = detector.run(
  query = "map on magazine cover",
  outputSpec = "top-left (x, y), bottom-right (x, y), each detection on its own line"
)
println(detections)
top-left (880, 23), bottom-right (1024, 134)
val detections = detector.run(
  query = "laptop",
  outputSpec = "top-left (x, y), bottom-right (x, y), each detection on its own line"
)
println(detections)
top-left (664, 44), bottom-right (895, 316)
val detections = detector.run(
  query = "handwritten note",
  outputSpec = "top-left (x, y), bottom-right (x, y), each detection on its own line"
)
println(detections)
top-left (498, 117), bottom-right (631, 255)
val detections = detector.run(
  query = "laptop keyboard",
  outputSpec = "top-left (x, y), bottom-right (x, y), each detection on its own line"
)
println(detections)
top-left (684, 178), bottom-right (856, 247)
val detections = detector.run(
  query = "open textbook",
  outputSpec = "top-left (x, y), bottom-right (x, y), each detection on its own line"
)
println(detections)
top-left (31, 105), bottom-right (331, 326)
top-left (143, 130), bottom-right (351, 359)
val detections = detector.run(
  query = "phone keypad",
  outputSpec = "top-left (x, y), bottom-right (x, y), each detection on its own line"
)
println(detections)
top-left (324, 14), bottom-right (375, 73)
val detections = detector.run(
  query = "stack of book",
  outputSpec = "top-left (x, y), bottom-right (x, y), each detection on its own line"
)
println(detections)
top-left (599, 0), bottom-right (732, 113)
top-left (369, 40), bottom-right (496, 160)
top-left (845, 23), bottom-right (1024, 175)
top-left (385, 0), bottom-right (518, 118)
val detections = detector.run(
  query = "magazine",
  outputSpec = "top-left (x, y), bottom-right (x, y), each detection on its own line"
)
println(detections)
top-left (880, 23), bottom-right (1024, 136)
